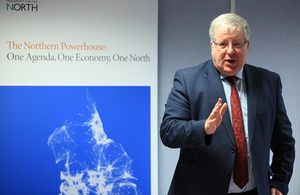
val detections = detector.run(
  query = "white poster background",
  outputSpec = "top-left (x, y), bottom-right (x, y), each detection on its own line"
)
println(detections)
top-left (0, 0), bottom-right (158, 194)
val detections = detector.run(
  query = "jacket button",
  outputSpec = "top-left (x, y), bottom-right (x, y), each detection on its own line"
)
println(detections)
top-left (231, 148), bottom-right (235, 153)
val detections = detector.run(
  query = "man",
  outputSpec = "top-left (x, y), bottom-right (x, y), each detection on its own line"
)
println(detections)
top-left (160, 13), bottom-right (295, 195)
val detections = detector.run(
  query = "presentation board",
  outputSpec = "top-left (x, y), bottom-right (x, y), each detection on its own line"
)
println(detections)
top-left (0, 0), bottom-right (158, 194)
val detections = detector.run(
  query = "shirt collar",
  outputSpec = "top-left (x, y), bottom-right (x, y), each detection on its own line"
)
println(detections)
top-left (220, 67), bottom-right (244, 81)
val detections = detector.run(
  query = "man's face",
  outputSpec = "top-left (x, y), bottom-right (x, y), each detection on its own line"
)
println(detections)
top-left (211, 26), bottom-right (250, 76)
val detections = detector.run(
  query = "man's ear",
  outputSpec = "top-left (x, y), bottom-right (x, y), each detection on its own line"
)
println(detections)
top-left (246, 40), bottom-right (250, 49)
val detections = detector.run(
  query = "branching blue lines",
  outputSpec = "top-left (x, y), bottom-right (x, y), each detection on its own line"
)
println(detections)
top-left (47, 89), bottom-right (142, 195)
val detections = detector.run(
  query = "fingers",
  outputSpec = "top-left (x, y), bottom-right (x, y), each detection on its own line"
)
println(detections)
top-left (211, 98), bottom-right (222, 114)
top-left (205, 98), bottom-right (227, 135)
top-left (270, 188), bottom-right (275, 195)
top-left (270, 188), bottom-right (282, 195)
top-left (210, 98), bottom-right (226, 118)
top-left (214, 98), bottom-right (227, 113)
top-left (215, 98), bottom-right (222, 108)
top-left (220, 102), bottom-right (228, 116)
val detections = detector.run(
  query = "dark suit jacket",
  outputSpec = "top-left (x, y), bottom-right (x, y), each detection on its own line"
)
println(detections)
top-left (160, 60), bottom-right (295, 195)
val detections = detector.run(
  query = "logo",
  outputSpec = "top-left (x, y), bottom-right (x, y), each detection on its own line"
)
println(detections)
top-left (6, 0), bottom-right (38, 12)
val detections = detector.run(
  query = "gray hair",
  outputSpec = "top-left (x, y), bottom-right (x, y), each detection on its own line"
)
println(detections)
top-left (209, 13), bottom-right (250, 41)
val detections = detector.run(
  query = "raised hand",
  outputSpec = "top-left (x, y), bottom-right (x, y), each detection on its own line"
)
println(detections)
top-left (204, 98), bottom-right (227, 135)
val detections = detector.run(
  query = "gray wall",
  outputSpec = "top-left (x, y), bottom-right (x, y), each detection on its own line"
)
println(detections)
top-left (158, 0), bottom-right (300, 194)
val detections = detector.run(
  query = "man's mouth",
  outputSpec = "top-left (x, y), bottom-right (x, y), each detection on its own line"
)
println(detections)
top-left (226, 59), bottom-right (236, 64)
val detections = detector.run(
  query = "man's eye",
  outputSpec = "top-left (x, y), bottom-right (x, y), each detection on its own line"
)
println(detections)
top-left (233, 43), bottom-right (242, 47)
top-left (219, 43), bottom-right (227, 46)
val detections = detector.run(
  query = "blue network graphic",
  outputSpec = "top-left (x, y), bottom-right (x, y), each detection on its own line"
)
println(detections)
top-left (48, 89), bottom-right (142, 195)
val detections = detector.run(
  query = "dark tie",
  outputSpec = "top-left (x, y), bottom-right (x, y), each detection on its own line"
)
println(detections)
top-left (226, 76), bottom-right (248, 189)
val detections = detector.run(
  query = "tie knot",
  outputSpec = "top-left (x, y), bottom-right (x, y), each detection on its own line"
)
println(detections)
top-left (226, 76), bottom-right (236, 85)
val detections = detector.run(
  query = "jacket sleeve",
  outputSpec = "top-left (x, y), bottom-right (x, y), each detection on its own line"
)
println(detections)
top-left (269, 75), bottom-right (295, 195)
top-left (160, 70), bottom-right (207, 149)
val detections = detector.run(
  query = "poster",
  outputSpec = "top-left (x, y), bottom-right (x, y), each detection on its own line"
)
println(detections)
top-left (0, 0), bottom-right (158, 194)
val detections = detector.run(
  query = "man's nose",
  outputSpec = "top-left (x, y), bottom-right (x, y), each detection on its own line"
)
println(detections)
top-left (226, 44), bottom-right (235, 55)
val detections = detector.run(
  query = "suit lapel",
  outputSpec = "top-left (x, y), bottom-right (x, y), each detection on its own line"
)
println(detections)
top-left (204, 61), bottom-right (235, 145)
top-left (244, 65), bottom-right (259, 147)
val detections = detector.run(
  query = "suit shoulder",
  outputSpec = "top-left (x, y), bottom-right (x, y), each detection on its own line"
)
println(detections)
top-left (245, 64), bottom-right (280, 79)
top-left (176, 60), bottom-right (212, 76)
